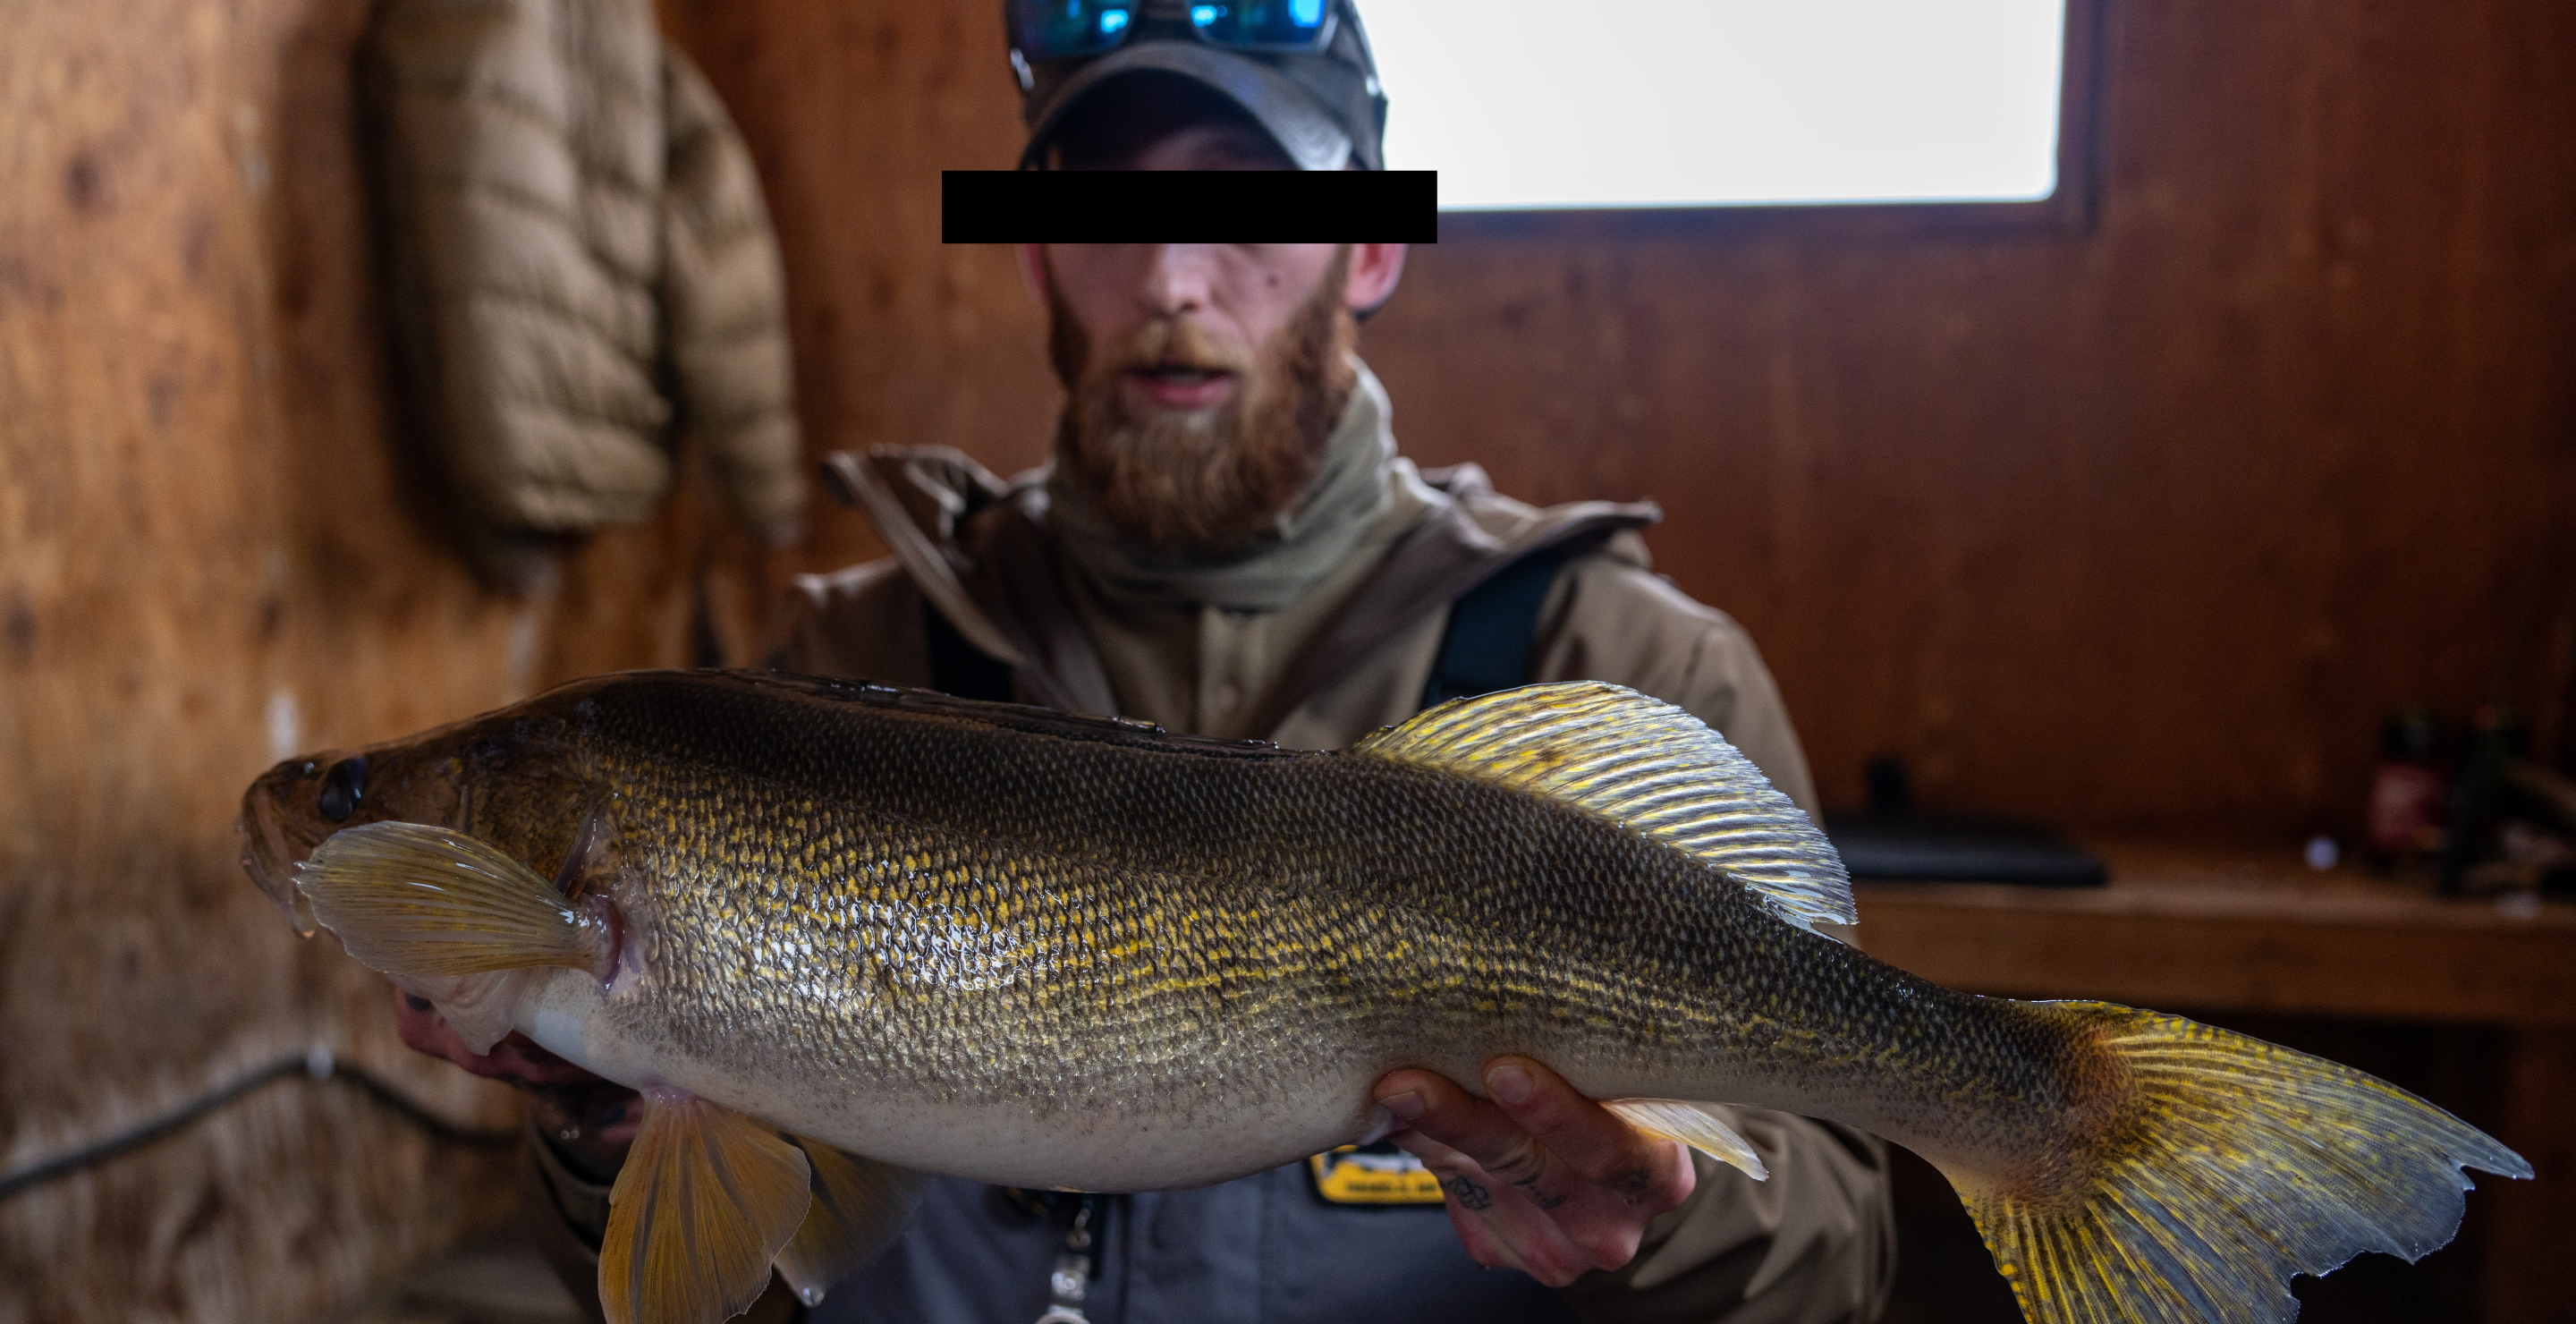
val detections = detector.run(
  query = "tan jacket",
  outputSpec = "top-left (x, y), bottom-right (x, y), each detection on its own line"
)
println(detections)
top-left (360, 0), bottom-right (806, 571)
top-left (757, 368), bottom-right (1894, 1324)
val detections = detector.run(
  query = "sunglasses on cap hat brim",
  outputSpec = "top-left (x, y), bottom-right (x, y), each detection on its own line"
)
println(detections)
top-left (1009, 0), bottom-right (1338, 64)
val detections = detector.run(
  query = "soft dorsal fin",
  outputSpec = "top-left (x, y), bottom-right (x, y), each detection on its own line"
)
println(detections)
top-left (1352, 682), bottom-right (1854, 929)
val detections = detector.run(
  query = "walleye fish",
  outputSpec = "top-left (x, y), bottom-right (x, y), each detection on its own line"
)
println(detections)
top-left (238, 670), bottom-right (2527, 1324)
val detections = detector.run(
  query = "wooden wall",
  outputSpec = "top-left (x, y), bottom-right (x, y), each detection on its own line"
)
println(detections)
top-left (669, 0), bottom-right (2576, 839)
top-left (4, 0), bottom-right (2571, 1319)
top-left (1, 2), bottom-right (755, 1318)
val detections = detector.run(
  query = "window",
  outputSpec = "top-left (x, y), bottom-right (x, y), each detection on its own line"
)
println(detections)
top-left (1365, 0), bottom-right (2074, 212)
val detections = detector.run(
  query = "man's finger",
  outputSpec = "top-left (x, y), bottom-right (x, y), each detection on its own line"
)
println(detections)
top-left (1373, 1063), bottom-right (1701, 1278)
top-left (1379, 1069), bottom-right (1643, 1280)
top-left (1375, 1066), bottom-right (1562, 1196)
top-left (1389, 1128), bottom-right (1589, 1284)
top-left (1483, 1057), bottom-right (1695, 1216)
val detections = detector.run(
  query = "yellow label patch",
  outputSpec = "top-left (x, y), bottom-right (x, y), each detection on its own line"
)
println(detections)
top-left (1306, 1143), bottom-right (1448, 1205)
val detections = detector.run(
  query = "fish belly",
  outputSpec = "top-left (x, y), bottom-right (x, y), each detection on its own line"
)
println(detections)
top-left (517, 969), bottom-right (1390, 1191)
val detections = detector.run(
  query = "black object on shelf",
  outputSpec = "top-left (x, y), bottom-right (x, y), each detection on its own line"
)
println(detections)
top-left (1824, 757), bottom-right (2108, 887)
top-left (2437, 703), bottom-right (2526, 895)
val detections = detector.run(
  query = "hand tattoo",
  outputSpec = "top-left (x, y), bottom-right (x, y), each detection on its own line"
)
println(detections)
top-left (1448, 1176), bottom-right (1493, 1211)
top-left (1509, 1170), bottom-right (1568, 1209)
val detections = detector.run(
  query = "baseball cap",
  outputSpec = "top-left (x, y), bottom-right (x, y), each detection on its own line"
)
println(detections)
top-left (1007, 0), bottom-right (1389, 171)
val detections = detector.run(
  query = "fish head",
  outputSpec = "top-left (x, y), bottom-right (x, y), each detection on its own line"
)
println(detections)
top-left (238, 695), bottom-right (602, 935)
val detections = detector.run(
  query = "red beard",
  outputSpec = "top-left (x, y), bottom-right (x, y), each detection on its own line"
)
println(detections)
top-left (1049, 248), bottom-right (1358, 556)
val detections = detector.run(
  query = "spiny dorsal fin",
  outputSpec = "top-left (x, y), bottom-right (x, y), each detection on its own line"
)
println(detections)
top-left (1352, 682), bottom-right (1854, 929)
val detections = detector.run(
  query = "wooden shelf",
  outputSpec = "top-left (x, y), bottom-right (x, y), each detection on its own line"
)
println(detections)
top-left (1852, 839), bottom-right (2576, 1026)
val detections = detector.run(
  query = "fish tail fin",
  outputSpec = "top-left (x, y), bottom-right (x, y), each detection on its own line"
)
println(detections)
top-left (602, 1092), bottom-right (812, 1324)
top-left (297, 820), bottom-right (616, 1050)
top-left (1933, 1002), bottom-right (2530, 1324)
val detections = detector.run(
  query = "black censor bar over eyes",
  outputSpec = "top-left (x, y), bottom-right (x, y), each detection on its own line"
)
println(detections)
top-left (942, 170), bottom-right (1436, 242)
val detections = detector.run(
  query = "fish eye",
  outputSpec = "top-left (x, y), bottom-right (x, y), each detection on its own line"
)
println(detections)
top-left (318, 756), bottom-right (369, 822)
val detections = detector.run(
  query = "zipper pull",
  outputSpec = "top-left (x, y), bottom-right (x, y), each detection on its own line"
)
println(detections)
top-left (1033, 1195), bottom-right (1098, 1324)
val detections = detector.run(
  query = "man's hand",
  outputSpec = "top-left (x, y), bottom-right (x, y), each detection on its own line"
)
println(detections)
top-left (393, 987), bottom-right (641, 1182)
top-left (1373, 1057), bottom-right (1696, 1286)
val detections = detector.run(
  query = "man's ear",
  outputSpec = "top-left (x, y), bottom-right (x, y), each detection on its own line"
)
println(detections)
top-left (1343, 243), bottom-right (1408, 318)
top-left (1016, 244), bottom-right (1048, 306)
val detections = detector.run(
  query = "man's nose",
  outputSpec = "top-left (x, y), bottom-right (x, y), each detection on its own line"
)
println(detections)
top-left (1137, 243), bottom-right (1221, 318)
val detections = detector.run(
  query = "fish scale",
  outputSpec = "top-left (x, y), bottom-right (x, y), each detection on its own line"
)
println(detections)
top-left (242, 670), bottom-right (2529, 1324)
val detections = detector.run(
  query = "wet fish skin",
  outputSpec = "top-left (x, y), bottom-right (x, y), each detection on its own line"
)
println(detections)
top-left (253, 673), bottom-right (1861, 1182)
top-left (243, 671), bottom-right (2529, 1324)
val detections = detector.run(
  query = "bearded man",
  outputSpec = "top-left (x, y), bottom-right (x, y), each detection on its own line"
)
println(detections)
top-left (398, 4), bottom-right (1896, 1320)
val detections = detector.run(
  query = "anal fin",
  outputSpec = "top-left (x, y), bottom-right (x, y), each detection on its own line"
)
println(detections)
top-left (774, 1138), bottom-right (929, 1306)
top-left (602, 1092), bottom-right (812, 1324)
top-left (1602, 1099), bottom-right (1768, 1181)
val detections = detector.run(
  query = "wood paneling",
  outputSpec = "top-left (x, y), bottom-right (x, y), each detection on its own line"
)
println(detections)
top-left (6, 0), bottom-right (2568, 1315)
top-left (1374, 0), bottom-right (2576, 836)
top-left (661, 0), bottom-right (1057, 580)
top-left (669, 0), bottom-right (2576, 839)
top-left (1, 2), bottom-right (752, 1317)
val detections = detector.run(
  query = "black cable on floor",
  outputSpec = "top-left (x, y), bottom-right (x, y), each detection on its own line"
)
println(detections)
top-left (0, 1047), bottom-right (519, 1202)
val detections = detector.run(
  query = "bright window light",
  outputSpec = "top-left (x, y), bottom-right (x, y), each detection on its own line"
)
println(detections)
top-left (1364, 0), bottom-right (2068, 210)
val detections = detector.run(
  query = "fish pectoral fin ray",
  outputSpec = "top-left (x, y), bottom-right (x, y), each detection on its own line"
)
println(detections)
top-left (773, 1137), bottom-right (930, 1306)
top-left (1937, 1001), bottom-right (2532, 1324)
top-left (297, 821), bottom-right (615, 1051)
top-left (298, 820), bottom-right (614, 978)
top-left (1601, 1099), bottom-right (1767, 1181)
top-left (1352, 683), bottom-right (1853, 930)
top-left (602, 1094), bottom-right (813, 1324)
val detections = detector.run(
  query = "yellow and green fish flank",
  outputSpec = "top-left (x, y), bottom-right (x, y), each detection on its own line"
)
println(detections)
top-left (239, 671), bottom-right (2530, 1324)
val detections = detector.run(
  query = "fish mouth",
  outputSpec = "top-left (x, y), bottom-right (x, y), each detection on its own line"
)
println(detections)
top-left (239, 770), bottom-right (326, 935)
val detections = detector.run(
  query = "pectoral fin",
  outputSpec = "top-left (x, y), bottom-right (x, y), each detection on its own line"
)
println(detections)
top-left (601, 1092), bottom-right (812, 1324)
top-left (298, 820), bottom-right (615, 977)
top-left (1602, 1099), bottom-right (1767, 1181)
top-left (299, 820), bottom-right (622, 1054)
top-left (773, 1137), bottom-right (929, 1306)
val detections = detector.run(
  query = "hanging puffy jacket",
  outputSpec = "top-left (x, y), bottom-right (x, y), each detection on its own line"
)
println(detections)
top-left (360, 0), bottom-right (806, 581)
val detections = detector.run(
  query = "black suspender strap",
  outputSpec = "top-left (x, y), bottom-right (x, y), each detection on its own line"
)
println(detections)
top-left (925, 598), bottom-right (1017, 702)
top-left (1419, 546), bottom-right (1574, 711)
